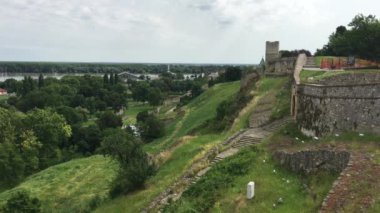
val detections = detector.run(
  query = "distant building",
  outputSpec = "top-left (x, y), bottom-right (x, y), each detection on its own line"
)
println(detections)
top-left (208, 72), bottom-right (219, 80)
top-left (0, 88), bottom-right (7, 96)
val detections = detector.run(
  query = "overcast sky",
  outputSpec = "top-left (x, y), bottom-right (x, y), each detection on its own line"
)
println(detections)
top-left (0, 0), bottom-right (379, 64)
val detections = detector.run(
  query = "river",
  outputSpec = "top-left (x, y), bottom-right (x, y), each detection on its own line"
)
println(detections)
top-left (0, 73), bottom-right (105, 82)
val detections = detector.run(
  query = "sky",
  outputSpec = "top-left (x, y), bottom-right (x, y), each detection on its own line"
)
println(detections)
top-left (0, 0), bottom-right (379, 64)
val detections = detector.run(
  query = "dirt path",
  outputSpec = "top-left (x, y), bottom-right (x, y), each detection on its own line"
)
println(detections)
top-left (320, 151), bottom-right (380, 212)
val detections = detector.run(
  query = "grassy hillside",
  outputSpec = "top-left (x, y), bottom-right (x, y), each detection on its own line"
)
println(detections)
top-left (145, 81), bottom-right (240, 154)
top-left (164, 144), bottom-right (336, 213)
top-left (0, 155), bottom-right (117, 212)
top-left (0, 81), bottom-right (242, 213)
top-left (96, 81), bottom-right (241, 212)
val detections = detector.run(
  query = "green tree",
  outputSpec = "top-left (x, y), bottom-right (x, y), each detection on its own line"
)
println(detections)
top-left (224, 66), bottom-right (242, 82)
top-left (191, 82), bottom-right (203, 98)
top-left (131, 82), bottom-right (149, 103)
top-left (147, 87), bottom-right (163, 106)
top-left (114, 73), bottom-right (119, 84)
top-left (19, 131), bottom-right (42, 175)
top-left (38, 74), bottom-right (44, 89)
top-left (137, 113), bottom-right (165, 142)
top-left (2, 190), bottom-right (41, 213)
top-left (23, 109), bottom-right (72, 168)
top-left (110, 73), bottom-right (115, 85)
top-left (101, 129), bottom-right (154, 197)
top-left (103, 73), bottom-right (109, 85)
top-left (0, 142), bottom-right (25, 183)
top-left (316, 14), bottom-right (380, 61)
top-left (54, 106), bottom-right (85, 125)
top-left (97, 111), bottom-right (122, 130)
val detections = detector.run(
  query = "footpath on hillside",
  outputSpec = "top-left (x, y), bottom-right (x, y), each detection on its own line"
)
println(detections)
top-left (143, 92), bottom-right (292, 212)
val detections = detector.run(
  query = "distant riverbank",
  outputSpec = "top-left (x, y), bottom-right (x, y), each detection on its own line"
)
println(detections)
top-left (0, 73), bottom-right (105, 82)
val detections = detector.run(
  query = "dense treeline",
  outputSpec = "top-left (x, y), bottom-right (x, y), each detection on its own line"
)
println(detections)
top-left (0, 107), bottom-right (72, 183)
top-left (279, 49), bottom-right (312, 57)
top-left (129, 71), bottom-right (207, 106)
top-left (315, 14), bottom-right (380, 61)
top-left (2, 74), bottom-right (127, 112)
top-left (0, 62), bottom-right (242, 74)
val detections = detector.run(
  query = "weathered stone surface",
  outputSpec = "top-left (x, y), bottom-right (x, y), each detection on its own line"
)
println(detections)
top-left (273, 150), bottom-right (350, 174)
top-left (294, 74), bottom-right (380, 137)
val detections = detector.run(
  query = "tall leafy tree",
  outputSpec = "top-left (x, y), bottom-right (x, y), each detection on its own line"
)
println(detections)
top-left (101, 129), bottom-right (155, 197)
top-left (23, 109), bottom-right (72, 168)
top-left (114, 73), bottom-right (119, 84)
top-left (38, 74), bottom-right (44, 89)
top-left (103, 73), bottom-right (109, 85)
top-left (315, 14), bottom-right (380, 61)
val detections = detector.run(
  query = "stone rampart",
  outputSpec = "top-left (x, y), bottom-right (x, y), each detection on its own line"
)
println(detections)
top-left (273, 150), bottom-right (350, 174)
top-left (294, 80), bottom-right (380, 136)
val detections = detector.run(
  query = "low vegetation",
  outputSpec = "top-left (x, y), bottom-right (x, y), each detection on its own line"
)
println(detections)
top-left (164, 144), bottom-right (337, 212)
top-left (0, 155), bottom-right (117, 212)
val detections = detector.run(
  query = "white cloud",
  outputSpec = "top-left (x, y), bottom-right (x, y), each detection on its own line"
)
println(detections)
top-left (0, 0), bottom-right (378, 63)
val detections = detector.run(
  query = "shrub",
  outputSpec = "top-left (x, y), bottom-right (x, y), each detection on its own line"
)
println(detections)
top-left (101, 129), bottom-right (155, 197)
top-left (2, 190), bottom-right (41, 213)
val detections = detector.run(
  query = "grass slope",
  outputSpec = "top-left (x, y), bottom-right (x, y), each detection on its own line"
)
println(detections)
top-left (164, 126), bottom-right (340, 213)
top-left (0, 155), bottom-right (117, 213)
top-left (145, 81), bottom-right (240, 154)
top-left (96, 81), bottom-right (241, 212)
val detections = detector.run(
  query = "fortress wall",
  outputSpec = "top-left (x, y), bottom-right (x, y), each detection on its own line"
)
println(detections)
top-left (315, 73), bottom-right (380, 85)
top-left (295, 83), bottom-right (380, 136)
top-left (266, 57), bottom-right (297, 74)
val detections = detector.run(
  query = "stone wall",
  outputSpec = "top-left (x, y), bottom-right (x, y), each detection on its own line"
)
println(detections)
top-left (265, 41), bottom-right (279, 62)
top-left (295, 82), bottom-right (380, 136)
top-left (266, 57), bottom-right (297, 74)
top-left (273, 150), bottom-right (350, 174)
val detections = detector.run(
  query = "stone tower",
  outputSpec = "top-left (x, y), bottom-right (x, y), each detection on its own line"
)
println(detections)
top-left (265, 41), bottom-right (280, 62)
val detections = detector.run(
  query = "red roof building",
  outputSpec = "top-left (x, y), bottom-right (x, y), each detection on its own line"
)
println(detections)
top-left (0, 88), bottom-right (7, 95)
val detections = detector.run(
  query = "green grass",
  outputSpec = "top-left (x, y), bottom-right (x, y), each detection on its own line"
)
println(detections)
top-left (0, 155), bottom-right (117, 213)
top-left (0, 95), bottom-right (9, 102)
top-left (145, 81), bottom-right (240, 153)
top-left (123, 101), bottom-right (155, 125)
top-left (300, 69), bottom-right (380, 84)
top-left (95, 81), bottom-right (241, 212)
top-left (165, 145), bottom-right (336, 213)
top-left (96, 134), bottom-right (224, 213)
top-left (228, 77), bottom-right (290, 134)
top-left (175, 81), bottom-right (240, 137)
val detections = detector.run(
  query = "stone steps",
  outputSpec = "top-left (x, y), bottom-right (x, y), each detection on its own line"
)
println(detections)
top-left (249, 110), bottom-right (272, 128)
top-left (222, 129), bottom-right (246, 146)
top-left (262, 117), bottom-right (292, 132)
top-left (304, 57), bottom-right (319, 69)
top-left (232, 136), bottom-right (263, 148)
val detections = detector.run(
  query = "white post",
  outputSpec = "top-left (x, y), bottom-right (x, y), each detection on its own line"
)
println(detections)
top-left (247, 181), bottom-right (255, 199)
